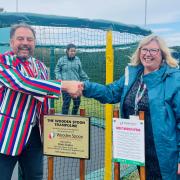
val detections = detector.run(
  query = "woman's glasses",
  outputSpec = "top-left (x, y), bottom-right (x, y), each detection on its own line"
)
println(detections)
top-left (140, 48), bottom-right (160, 56)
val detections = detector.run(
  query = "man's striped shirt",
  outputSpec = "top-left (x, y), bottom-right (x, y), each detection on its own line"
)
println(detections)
top-left (0, 52), bottom-right (61, 156)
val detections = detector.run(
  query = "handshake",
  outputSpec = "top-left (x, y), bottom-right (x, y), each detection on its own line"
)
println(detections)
top-left (61, 81), bottom-right (84, 98)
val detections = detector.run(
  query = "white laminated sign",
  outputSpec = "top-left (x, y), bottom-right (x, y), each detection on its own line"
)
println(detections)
top-left (113, 116), bottom-right (145, 166)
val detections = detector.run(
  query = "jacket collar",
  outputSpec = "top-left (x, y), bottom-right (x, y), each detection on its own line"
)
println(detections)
top-left (125, 64), bottom-right (143, 87)
top-left (143, 63), bottom-right (178, 88)
top-left (126, 63), bottom-right (179, 89)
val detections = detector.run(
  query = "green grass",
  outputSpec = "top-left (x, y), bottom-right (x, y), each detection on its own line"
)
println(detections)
top-left (54, 96), bottom-right (105, 119)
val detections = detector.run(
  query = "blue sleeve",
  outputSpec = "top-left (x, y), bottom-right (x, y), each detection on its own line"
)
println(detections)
top-left (83, 76), bottom-right (125, 104)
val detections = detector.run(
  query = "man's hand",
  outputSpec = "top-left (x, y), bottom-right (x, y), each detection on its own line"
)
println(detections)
top-left (61, 81), bottom-right (84, 97)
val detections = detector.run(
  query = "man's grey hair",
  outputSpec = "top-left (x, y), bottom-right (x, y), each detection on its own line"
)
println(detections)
top-left (10, 23), bottom-right (36, 39)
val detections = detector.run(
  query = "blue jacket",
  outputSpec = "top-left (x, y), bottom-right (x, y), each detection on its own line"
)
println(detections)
top-left (83, 63), bottom-right (180, 179)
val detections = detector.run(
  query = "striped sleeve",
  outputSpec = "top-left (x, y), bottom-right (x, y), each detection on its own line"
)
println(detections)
top-left (0, 63), bottom-right (61, 98)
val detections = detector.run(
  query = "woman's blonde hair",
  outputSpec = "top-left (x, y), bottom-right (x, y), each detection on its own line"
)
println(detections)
top-left (130, 34), bottom-right (178, 67)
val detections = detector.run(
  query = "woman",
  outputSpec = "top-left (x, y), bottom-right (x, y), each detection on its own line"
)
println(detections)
top-left (82, 35), bottom-right (180, 179)
top-left (55, 43), bottom-right (89, 115)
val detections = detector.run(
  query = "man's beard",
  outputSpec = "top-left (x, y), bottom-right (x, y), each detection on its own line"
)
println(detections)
top-left (16, 45), bottom-right (33, 61)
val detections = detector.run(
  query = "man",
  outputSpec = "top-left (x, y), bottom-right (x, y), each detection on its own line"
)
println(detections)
top-left (0, 23), bottom-right (82, 180)
top-left (55, 43), bottom-right (89, 115)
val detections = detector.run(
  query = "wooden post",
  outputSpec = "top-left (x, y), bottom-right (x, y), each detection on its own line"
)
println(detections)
top-left (48, 108), bottom-right (55, 180)
top-left (113, 108), bottom-right (120, 180)
top-left (79, 108), bottom-right (85, 180)
top-left (48, 157), bottom-right (54, 180)
top-left (139, 111), bottom-right (146, 180)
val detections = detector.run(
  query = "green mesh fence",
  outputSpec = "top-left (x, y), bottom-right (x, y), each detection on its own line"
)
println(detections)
top-left (0, 12), bottom-right (151, 180)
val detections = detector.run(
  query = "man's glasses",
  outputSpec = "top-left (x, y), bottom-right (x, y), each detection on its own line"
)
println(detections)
top-left (140, 48), bottom-right (160, 56)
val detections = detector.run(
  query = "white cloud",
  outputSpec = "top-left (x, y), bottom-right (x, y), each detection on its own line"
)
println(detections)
top-left (1, 0), bottom-right (180, 25)
top-left (151, 28), bottom-right (174, 33)
top-left (147, 10), bottom-right (180, 24)
top-left (163, 33), bottom-right (180, 46)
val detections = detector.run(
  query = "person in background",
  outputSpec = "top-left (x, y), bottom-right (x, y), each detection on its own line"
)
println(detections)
top-left (76, 35), bottom-right (179, 179)
top-left (0, 23), bottom-right (82, 180)
top-left (55, 43), bottom-right (89, 115)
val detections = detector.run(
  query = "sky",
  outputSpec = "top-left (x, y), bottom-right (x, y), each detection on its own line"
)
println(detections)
top-left (0, 0), bottom-right (180, 46)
